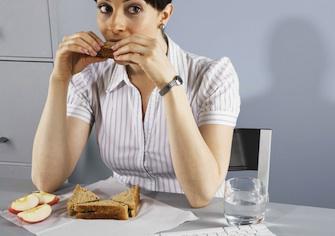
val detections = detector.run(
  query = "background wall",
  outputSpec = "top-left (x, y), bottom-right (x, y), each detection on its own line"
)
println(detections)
top-left (167, 0), bottom-right (335, 209)
top-left (53, 0), bottom-right (335, 208)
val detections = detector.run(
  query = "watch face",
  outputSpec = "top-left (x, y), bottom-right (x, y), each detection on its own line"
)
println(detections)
top-left (176, 76), bottom-right (183, 85)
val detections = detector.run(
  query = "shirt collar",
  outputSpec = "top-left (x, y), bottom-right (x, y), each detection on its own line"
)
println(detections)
top-left (106, 33), bottom-right (183, 93)
top-left (105, 61), bottom-right (129, 93)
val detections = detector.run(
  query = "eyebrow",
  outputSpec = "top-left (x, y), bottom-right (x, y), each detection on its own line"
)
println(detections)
top-left (96, 0), bottom-right (145, 5)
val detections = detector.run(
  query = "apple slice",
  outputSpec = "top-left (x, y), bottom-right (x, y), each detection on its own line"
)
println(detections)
top-left (9, 194), bottom-right (39, 214)
top-left (17, 204), bottom-right (52, 224)
top-left (8, 207), bottom-right (21, 215)
top-left (32, 192), bottom-right (60, 206)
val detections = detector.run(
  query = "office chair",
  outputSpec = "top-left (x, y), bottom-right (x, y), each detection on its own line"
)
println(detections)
top-left (229, 128), bottom-right (272, 194)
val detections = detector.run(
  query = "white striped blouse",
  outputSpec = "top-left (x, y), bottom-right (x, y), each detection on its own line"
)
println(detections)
top-left (67, 34), bottom-right (240, 197)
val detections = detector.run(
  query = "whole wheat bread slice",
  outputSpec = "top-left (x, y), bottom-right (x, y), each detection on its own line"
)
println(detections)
top-left (74, 200), bottom-right (129, 220)
top-left (111, 185), bottom-right (140, 217)
top-left (97, 42), bottom-right (115, 58)
top-left (67, 184), bottom-right (100, 216)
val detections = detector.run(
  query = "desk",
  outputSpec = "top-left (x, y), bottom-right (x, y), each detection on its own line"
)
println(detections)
top-left (1, 178), bottom-right (334, 235)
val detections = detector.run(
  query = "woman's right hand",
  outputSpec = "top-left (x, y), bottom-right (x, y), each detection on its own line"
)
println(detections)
top-left (52, 31), bottom-right (107, 82)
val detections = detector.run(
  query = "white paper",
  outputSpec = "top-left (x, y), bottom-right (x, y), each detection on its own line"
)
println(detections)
top-left (1, 177), bottom-right (198, 236)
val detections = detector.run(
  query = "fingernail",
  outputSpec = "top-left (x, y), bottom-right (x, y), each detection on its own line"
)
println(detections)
top-left (99, 41), bottom-right (104, 46)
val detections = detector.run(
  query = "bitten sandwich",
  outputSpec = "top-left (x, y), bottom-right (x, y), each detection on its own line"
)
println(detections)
top-left (96, 41), bottom-right (115, 58)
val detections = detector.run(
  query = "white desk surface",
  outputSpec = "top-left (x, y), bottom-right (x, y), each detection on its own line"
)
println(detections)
top-left (1, 178), bottom-right (334, 235)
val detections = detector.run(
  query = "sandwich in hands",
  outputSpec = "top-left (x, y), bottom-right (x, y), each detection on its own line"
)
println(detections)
top-left (96, 42), bottom-right (115, 58)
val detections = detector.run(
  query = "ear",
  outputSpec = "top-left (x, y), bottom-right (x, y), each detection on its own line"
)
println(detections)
top-left (159, 3), bottom-right (174, 25)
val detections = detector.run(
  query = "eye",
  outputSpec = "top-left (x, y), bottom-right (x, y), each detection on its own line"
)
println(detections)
top-left (128, 5), bottom-right (141, 14)
top-left (97, 4), bottom-right (112, 14)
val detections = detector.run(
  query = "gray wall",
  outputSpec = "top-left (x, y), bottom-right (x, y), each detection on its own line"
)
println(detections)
top-left (167, 0), bottom-right (335, 208)
top-left (54, 0), bottom-right (335, 208)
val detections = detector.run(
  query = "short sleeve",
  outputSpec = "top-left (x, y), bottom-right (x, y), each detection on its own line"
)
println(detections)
top-left (67, 66), bottom-right (95, 125)
top-left (196, 57), bottom-right (240, 127)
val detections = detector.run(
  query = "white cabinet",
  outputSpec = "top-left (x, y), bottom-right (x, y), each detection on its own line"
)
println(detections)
top-left (0, 0), bottom-right (52, 58)
top-left (0, 0), bottom-right (53, 179)
top-left (0, 61), bottom-right (52, 163)
top-left (0, 0), bottom-right (107, 180)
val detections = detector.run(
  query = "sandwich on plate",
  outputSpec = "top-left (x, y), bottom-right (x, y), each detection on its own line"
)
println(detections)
top-left (67, 185), bottom-right (141, 220)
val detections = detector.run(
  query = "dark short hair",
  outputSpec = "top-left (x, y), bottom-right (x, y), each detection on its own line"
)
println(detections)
top-left (94, 0), bottom-right (172, 11)
top-left (144, 0), bottom-right (172, 11)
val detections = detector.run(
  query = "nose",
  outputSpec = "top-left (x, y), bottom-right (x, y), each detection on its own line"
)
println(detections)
top-left (107, 10), bottom-right (127, 34)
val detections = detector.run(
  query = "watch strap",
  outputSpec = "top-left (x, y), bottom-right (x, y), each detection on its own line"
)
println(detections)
top-left (159, 75), bottom-right (183, 96)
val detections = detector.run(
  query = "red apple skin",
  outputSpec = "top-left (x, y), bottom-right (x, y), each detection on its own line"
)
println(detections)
top-left (10, 194), bottom-right (39, 213)
top-left (16, 204), bottom-right (52, 224)
top-left (9, 193), bottom-right (58, 215)
top-left (33, 192), bottom-right (60, 205)
top-left (8, 207), bottom-right (21, 214)
top-left (47, 196), bottom-right (60, 206)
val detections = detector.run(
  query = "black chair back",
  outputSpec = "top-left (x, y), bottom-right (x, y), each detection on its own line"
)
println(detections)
top-left (229, 128), bottom-right (272, 193)
top-left (229, 128), bottom-right (262, 171)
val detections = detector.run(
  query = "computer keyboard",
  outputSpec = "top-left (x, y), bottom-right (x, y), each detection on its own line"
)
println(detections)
top-left (157, 223), bottom-right (276, 236)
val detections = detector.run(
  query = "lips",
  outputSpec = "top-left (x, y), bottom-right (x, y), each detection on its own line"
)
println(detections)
top-left (107, 38), bottom-right (122, 42)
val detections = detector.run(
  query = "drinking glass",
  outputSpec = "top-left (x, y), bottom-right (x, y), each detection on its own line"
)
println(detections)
top-left (224, 177), bottom-right (268, 225)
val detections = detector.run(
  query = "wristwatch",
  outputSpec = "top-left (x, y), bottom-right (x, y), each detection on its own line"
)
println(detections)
top-left (159, 75), bottom-right (183, 96)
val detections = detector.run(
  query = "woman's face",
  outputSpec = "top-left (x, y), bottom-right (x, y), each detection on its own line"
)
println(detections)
top-left (96, 0), bottom-right (165, 42)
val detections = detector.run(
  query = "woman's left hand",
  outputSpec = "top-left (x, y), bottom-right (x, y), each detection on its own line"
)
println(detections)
top-left (111, 34), bottom-right (176, 88)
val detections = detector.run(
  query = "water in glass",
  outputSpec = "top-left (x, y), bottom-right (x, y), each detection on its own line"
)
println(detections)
top-left (224, 177), bottom-right (268, 225)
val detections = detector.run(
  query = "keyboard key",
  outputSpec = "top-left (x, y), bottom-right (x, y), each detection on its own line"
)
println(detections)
top-left (157, 224), bottom-right (276, 236)
top-left (217, 232), bottom-right (228, 236)
top-left (224, 226), bottom-right (239, 233)
top-left (159, 227), bottom-right (225, 236)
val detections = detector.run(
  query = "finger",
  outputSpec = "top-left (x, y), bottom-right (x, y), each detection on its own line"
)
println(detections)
top-left (63, 39), bottom-right (97, 56)
top-left (83, 55), bottom-right (108, 64)
top-left (65, 34), bottom-right (98, 55)
top-left (75, 38), bottom-right (99, 56)
top-left (60, 41), bottom-right (91, 55)
top-left (114, 60), bottom-right (137, 66)
top-left (74, 32), bottom-right (102, 52)
top-left (112, 34), bottom-right (151, 50)
top-left (113, 42), bottom-right (148, 57)
top-left (88, 31), bottom-right (104, 46)
top-left (114, 53), bottom-right (142, 65)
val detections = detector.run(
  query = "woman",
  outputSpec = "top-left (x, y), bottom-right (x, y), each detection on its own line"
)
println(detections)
top-left (32, 0), bottom-right (240, 208)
